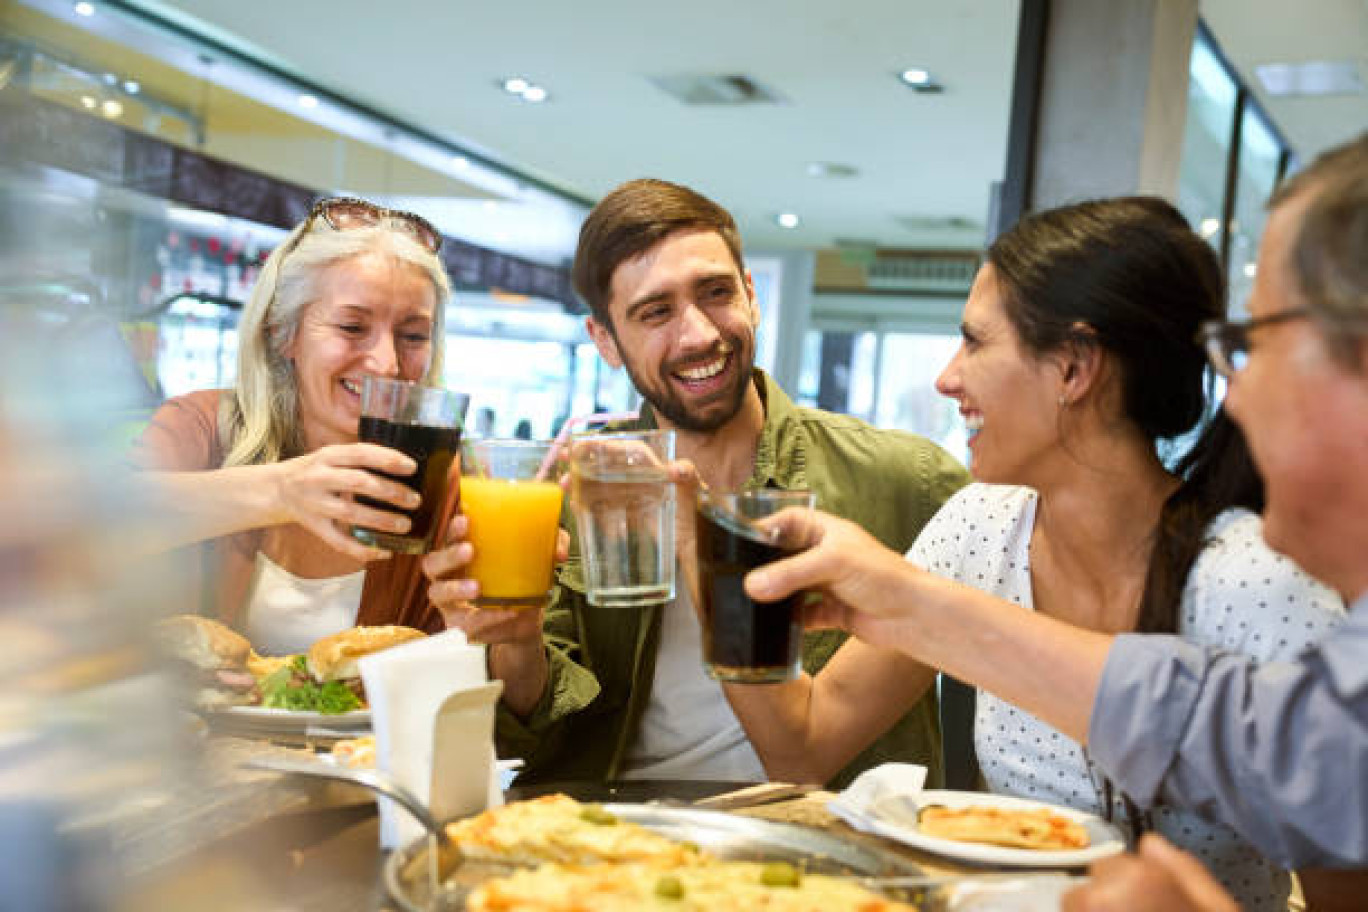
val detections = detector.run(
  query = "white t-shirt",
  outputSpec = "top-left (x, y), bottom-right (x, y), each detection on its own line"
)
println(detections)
top-left (243, 551), bottom-right (364, 656)
top-left (909, 484), bottom-right (1344, 912)
top-left (620, 583), bottom-right (767, 782)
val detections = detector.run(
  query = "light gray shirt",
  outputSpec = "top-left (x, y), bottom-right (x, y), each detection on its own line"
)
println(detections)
top-left (1090, 592), bottom-right (1368, 868)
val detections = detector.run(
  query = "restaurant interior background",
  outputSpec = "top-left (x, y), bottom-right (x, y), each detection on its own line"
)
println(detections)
top-left (1, 0), bottom-right (1365, 907)
top-left (6, 0), bottom-right (1362, 458)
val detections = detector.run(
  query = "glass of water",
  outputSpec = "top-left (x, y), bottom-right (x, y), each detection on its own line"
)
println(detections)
top-left (568, 429), bottom-right (676, 607)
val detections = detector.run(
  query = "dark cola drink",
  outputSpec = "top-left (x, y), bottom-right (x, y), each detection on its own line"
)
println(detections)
top-left (696, 501), bottom-right (802, 683)
top-left (353, 416), bottom-right (462, 554)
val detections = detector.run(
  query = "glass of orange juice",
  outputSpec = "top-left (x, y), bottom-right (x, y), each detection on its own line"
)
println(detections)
top-left (460, 439), bottom-right (565, 607)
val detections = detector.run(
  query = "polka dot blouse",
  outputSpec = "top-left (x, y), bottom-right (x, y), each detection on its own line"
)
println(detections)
top-left (908, 484), bottom-right (1345, 912)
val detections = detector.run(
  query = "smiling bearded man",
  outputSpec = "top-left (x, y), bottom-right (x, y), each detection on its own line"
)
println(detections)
top-left (458, 178), bottom-right (968, 789)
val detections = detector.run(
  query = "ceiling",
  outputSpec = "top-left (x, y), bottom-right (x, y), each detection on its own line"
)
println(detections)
top-left (123, 0), bottom-right (1023, 255)
top-left (17, 0), bottom-right (1367, 263)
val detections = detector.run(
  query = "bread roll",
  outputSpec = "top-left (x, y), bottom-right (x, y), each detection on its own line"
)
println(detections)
top-left (306, 625), bottom-right (426, 682)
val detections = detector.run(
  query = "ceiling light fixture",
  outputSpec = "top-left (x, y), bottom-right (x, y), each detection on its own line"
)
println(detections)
top-left (80, 94), bottom-right (96, 110)
top-left (806, 161), bottom-right (859, 179)
top-left (123, 79), bottom-right (140, 95)
top-left (898, 67), bottom-right (944, 94)
top-left (74, 2), bottom-right (95, 17)
top-left (297, 93), bottom-right (318, 109)
top-left (1199, 217), bottom-right (1221, 238)
top-left (101, 99), bottom-right (122, 118)
top-left (776, 213), bottom-right (800, 229)
top-left (500, 76), bottom-right (550, 104)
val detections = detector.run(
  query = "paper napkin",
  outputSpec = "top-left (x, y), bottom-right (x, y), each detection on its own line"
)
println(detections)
top-left (358, 629), bottom-right (503, 848)
top-left (826, 762), bottom-right (928, 834)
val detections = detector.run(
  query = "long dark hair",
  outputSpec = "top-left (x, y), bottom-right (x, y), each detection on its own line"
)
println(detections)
top-left (988, 196), bottom-right (1258, 636)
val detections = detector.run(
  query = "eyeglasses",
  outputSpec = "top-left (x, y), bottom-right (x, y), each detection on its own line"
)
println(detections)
top-left (1197, 308), bottom-right (1310, 377)
top-left (296, 196), bottom-right (442, 254)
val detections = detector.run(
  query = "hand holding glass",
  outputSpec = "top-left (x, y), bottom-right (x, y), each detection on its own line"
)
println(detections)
top-left (696, 489), bottom-right (816, 683)
top-left (460, 439), bottom-right (564, 607)
top-left (569, 430), bottom-right (676, 607)
top-left (351, 377), bottom-right (469, 555)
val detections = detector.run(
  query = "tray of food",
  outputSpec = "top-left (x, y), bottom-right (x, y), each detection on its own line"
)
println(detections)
top-left (385, 793), bottom-right (927, 911)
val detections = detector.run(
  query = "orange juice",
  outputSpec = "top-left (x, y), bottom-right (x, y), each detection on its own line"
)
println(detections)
top-left (460, 476), bottom-right (564, 605)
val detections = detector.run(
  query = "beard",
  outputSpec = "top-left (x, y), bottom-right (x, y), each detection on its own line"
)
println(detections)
top-left (616, 333), bottom-right (755, 434)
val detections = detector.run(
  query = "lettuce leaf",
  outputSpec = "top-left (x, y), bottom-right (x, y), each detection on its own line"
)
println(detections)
top-left (258, 655), bottom-right (362, 714)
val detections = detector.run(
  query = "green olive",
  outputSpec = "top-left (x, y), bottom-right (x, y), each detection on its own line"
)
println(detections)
top-left (760, 861), bottom-right (802, 888)
top-left (578, 805), bottom-right (618, 826)
top-left (654, 874), bottom-right (685, 899)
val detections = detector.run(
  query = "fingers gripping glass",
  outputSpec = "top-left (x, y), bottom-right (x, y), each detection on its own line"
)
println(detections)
top-left (1198, 308), bottom-right (1309, 377)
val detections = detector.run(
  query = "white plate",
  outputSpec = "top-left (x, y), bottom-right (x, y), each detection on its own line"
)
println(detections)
top-left (212, 705), bottom-right (371, 732)
top-left (860, 789), bottom-right (1126, 868)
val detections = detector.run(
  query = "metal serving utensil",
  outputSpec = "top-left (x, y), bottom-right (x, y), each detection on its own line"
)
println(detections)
top-left (240, 754), bottom-right (450, 846)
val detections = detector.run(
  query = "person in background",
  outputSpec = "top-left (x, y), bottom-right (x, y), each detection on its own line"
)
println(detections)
top-left (472, 406), bottom-right (497, 439)
top-left (130, 197), bottom-right (457, 653)
top-left (742, 133), bottom-right (1368, 909)
top-left (1060, 131), bottom-right (1368, 912)
top-left (426, 178), bottom-right (968, 787)
top-left (715, 195), bottom-right (1340, 910)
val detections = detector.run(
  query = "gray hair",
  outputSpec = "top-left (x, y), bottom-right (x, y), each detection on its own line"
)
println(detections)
top-left (224, 219), bottom-right (452, 467)
top-left (1272, 132), bottom-right (1368, 367)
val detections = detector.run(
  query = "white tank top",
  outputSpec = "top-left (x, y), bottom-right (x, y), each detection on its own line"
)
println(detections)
top-left (243, 551), bottom-right (364, 656)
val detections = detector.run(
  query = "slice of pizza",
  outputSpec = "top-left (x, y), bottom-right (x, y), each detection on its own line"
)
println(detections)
top-left (444, 794), bottom-right (707, 867)
top-left (466, 860), bottom-right (918, 912)
top-left (917, 803), bottom-right (1090, 850)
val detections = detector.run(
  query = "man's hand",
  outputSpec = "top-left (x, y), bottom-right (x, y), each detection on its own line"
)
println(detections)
top-left (1063, 835), bottom-right (1239, 912)
top-left (422, 514), bottom-right (564, 717)
top-left (741, 508), bottom-right (929, 651)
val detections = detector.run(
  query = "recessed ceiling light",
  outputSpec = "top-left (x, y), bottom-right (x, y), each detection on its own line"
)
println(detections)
top-left (521, 85), bottom-right (548, 103)
top-left (80, 94), bottom-right (96, 110)
top-left (503, 77), bottom-right (529, 95)
top-left (101, 99), bottom-right (122, 118)
top-left (1243, 262), bottom-right (1258, 278)
top-left (898, 68), bottom-right (944, 93)
top-left (74, 2), bottom-right (95, 17)
top-left (806, 161), bottom-right (859, 179)
top-left (123, 79), bottom-right (140, 95)
top-left (297, 94), bottom-right (319, 109)
top-left (776, 213), bottom-right (800, 229)
top-left (1199, 217), bottom-right (1221, 238)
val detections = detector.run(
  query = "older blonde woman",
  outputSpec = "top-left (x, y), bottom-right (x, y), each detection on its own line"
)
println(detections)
top-left (131, 198), bottom-right (459, 653)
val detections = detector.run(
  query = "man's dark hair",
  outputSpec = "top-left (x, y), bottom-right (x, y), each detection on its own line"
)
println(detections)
top-left (571, 178), bottom-right (745, 325)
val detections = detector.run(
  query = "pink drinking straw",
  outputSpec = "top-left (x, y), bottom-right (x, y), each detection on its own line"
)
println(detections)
top-left (535, 410), bottom-right (639, 481)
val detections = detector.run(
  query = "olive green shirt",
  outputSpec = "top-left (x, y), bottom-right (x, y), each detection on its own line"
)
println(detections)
top-left (496, 370), bottom-right (968, 788)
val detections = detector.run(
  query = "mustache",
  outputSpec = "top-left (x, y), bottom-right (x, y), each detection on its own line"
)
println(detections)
top-left (664, 340), bottom-right (735, 375)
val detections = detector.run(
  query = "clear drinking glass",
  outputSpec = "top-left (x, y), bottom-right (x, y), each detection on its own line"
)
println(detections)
top-left (351, 377), bottom-right (470, 555)
top-left (568, 429), bottom-right (676, 607)
top-left (460, 439), bottom-right (565, 607)
top-left (696, 488), bottom-right (816, 683)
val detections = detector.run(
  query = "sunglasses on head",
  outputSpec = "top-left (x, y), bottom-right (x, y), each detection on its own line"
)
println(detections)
top-left (299, 196), bottom-right (442, 254)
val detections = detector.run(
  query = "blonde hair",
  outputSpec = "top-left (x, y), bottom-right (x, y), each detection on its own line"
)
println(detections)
top-left (223, 220), bottom-right (452, 468)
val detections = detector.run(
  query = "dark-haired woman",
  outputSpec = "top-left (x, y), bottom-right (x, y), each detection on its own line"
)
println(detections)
top-left (719, 197), bottom-right (1342, 911)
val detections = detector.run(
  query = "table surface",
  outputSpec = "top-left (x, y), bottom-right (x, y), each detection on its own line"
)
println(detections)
top-left (142, 738), bottom-right (1065, 911)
